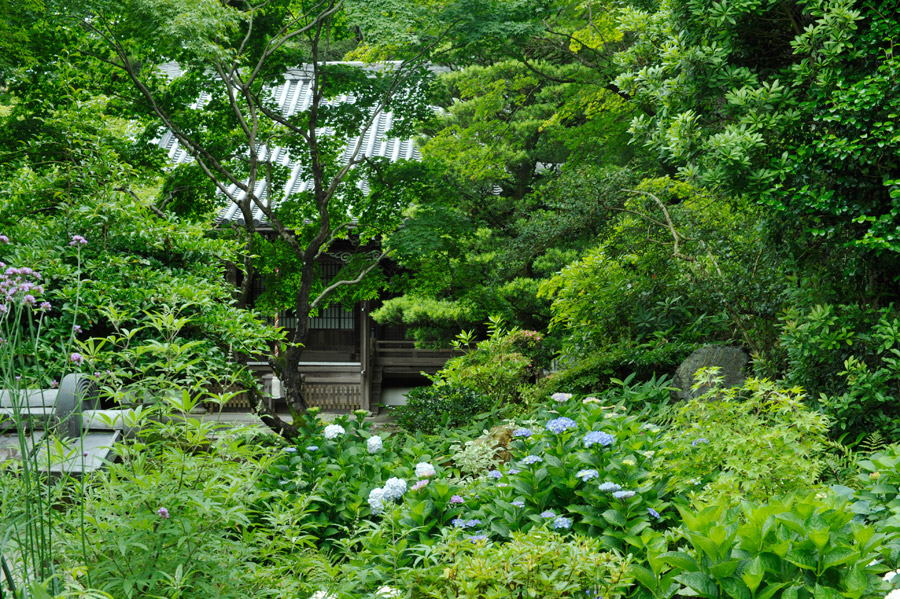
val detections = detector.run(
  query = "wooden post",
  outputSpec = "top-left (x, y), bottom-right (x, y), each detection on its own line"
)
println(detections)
top-left (359, 301), bottom-right (371, 412)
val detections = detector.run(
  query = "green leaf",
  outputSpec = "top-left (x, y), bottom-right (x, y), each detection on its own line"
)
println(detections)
top-left (710, 559), bottom-right (740, 578)
top-left (676, 571), bottom-right (719, 598)
top-left (660, 551), bottom-right (700, 572)
top-left (602, 508), bottom-right (627, 527)
top-left (690, 533), bottom-right (721, 560)
top-left (842, 566), bottom-right (868, 599)
top-left (785, 549), bottom-right (816, 571)
top-left (720, 576), bottom-right (751, 599)
top-left (813, 584), bottom-right (843, 599)
top-left (742, 555), bottom-right (765, 592)
top-left (632, 564), bottom-right (659, 592)
top-left (822, 546), bottom-right (857, 571)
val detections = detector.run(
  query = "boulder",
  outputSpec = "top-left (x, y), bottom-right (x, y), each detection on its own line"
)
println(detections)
top-left (672, 345), bottom-right (749, 400)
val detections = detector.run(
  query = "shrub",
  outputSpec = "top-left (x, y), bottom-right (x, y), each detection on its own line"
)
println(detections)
top-left (781, 303), bottom-right (900, 438)
top-left (399, 528), bottom-right (632, 598)
top-left (526, 340), bottom-right (698, 402)
top-left (654, 372), bottom-right (830, 506)
top-left (634, 494), bottom-right (889, 599)
top-left (394, 384), bottom-right (496, 434)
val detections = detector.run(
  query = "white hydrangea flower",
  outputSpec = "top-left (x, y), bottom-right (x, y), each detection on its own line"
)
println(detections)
top-left (886, 589), bottom-right (900, 599)
top-left (884, 569), bottom-right (900, 584)
top-left (367, 435), bottom-right (383, 454)
top-left (375, 586), bottom-right (402, 598)
top-left (323, 424), bottom-right (345, 439)
top-left (368, 487), bottom-right (386, 514)
top-left (383, 477), bottom-right (407, 501)
top-left (415, 462), bottom-right (436, 478)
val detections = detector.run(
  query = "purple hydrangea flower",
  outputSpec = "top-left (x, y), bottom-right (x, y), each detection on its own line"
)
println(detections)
top-left (552, 516), bottom-right (572, 529)
top-left (583, 431), bottom-right (615, 448)
top-left (411, 479), bottom-right (429, 491)
top-left (648, 508), bottom-right (661, 519)
top-left (450, 495), bottom-right (464, 504)
top-left (509, 468), bottom-right (521, 475)
top-left (487, 470), bottom-right (503, 479)
top-left (522, 455), bottom-right (543, 465)
top-left (513, 428), bottom-right (533, 438)
top-left (546, 417), bottom-right (577, 434)
top-left (551, 392), bottom-right (573, 402)
top-left (540, 510), bottom-right (556, 518)
top-left (157, 507), bottom-right (170, 519)
top-left (511, 500), bottom-right (525, 508)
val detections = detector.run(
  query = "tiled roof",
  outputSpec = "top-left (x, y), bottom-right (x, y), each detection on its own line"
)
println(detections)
top-left (157, 63), bottom-right (422, 227)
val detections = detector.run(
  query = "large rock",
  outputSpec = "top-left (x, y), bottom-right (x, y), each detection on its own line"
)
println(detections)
top-left (673, 345), bottom-right (749, 400)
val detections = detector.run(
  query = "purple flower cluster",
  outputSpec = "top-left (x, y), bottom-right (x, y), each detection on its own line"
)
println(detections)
top-left (552, 516), bottom-right (572, 529)
top-left (487, 470), bottom-right (503, 479)
top-left (545, 417), bottom-right (577, 434)
top-left (692, 438), bottom-right (709, 447)
top-left (1, 262), bottom-right (48, 315)
top-left (449, 495), bottom-right (464, 504)
top-left (583, 431), bottom-right (615, 448)
top-left (452, 518), bottom-right (482, 528)
top-left (69, 235), bottom-right (88, 247)
top-left (522, 455), bottom-right (543, 465)
top-left (513, 428), bottom-right (533, 438)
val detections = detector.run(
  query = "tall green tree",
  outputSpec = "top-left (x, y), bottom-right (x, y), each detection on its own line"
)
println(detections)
top-left (40, 0), bottom-right (494, 434)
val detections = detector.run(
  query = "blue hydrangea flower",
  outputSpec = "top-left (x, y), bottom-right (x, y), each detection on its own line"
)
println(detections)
top-left (513, 428), bottom-right (533, 438)
top-left (306, 445), bottom-right (319, 452)
top-left (467, 534), bottom-right (488, 543)
top-left (540, 510), bottom-right (556, 518)
top-left (452, 518), bottom-right (466, 528)
top-left (612, 490), bottom-right (636, 499)
top-left (552, 516), bottom-right (573, 529)
top-left (576, 469), bottom-right (599, 482)
top-left (509, 468), bottom-right (521, 475)
top-left (546, 417), bottom-right (578, 434)
top-left (648, 508), bottom-right (661, 519)
top-left (511, 500), bottom-right (525, 508)
top-left (522, 455), bottom-right (543, 465)
top-left (466, 519), bottom-right (482, 527)
top-left (487, 470), bottom-right (503, 479)
top-left (598, 482), bottom-right (622, 493)
top-left (692, 438), bottom-right (709, 447)
top-left (282, 447), bottom-right (297, 452)
top-left (583, 431), bottom-right (615, 448)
